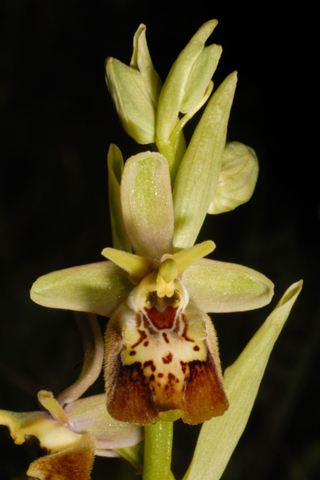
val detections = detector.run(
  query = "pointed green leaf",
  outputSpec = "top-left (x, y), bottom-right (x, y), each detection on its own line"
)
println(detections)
top-left (173, 72), bottom-right (238, 250)
top-left (183, 280), bottom-right (303, 480)
top-left (182, 258), bottom-right (274, 312)
top-left (30, 261), bottom-right (133, 317)
top-left (121, 151), bottom-right (174, 259)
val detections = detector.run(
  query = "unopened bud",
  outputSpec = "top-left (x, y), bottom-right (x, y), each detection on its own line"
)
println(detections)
top-left (208, 141), bottom-right (258, 214)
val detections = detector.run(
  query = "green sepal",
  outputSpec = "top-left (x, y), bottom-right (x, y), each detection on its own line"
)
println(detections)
top-left (120, 151), bottom-right (174, 260)
top-left (182, 258), bottom-right (274, 312)
top-left (30, 261), bottom-right (133, 317)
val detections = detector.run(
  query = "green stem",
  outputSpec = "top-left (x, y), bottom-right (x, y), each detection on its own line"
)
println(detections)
top-left (143, 420), bottom-right (174, 480)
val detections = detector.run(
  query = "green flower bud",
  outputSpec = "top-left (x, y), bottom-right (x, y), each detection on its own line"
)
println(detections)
top-left (105, 24), bottom-right (162, 144)
top-left (208, 141), bottom-right (259, 214)
top-left (156, 20), bottom-right (222, 171)
top-left (181, 42), bottom-right (222, 114)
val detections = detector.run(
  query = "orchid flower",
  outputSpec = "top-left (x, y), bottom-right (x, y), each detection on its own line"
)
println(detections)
top-left (0, 313), bottom-right (143, 479)
top-left (30, 150), bottom-right (274, 426)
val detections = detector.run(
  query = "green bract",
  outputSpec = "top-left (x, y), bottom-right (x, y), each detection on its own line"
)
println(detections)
top-left (156, 19), bottom-right (222, 175)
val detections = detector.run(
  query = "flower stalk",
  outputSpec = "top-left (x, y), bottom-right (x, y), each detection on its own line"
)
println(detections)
top-left (143, 421), bottom-right (174, 480)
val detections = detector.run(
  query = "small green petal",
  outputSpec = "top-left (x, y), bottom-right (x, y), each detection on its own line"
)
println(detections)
top-left (121, 151), bottom-right (174, 259)
top-left (173, 72), bottom-right (238, 251)
top-left (183, 280), bottom-right (303, 480)
top-left (168, 240), bottom-right (216, 274)
top-left (101, 247), bottom-right (153, 281)
top-left (30, 261), bottom-right (133, 317)
top-left (107, 144), bottom-right (132, 251)
top-left (182, 258), bottom-right (274, 312)
top-left (208, 141), bottom-right (259, 214)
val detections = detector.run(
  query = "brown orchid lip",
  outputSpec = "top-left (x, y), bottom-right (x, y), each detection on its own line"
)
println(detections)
top-left (105, 277), bottom-right (228, 425)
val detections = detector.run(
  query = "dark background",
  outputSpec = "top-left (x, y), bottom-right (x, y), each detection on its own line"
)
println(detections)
top-left (0, 1), bottom-right (319, 479)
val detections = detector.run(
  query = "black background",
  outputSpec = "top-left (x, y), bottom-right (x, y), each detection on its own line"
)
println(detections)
top-left (1, 1), bottom-right (319, 479)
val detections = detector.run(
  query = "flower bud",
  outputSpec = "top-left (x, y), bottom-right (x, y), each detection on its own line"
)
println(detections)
top-left (208, 141), bottom-right (259, 214)
top-left (105, 24), bottom-right (162, 144)
top-left (156, 20), bottom-right (222, 169)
